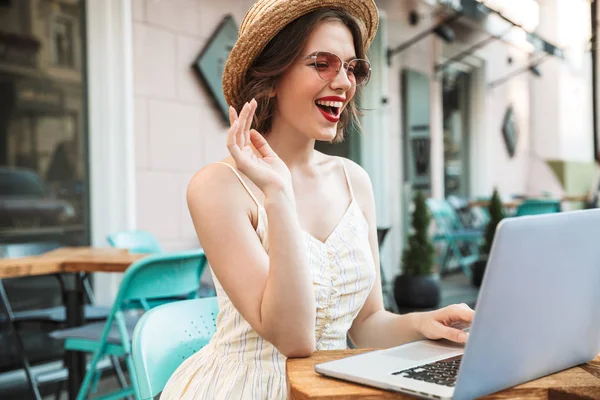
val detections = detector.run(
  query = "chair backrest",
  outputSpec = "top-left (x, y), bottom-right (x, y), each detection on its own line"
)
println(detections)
top-left (107, 230), bottom-right (162, 254)
top-left (469, 206), bottom-right (491, 229)
top-left (95, 250), bottom-right (208, 362)
top-left (426, 198), bottom-right (464, 233)
top-left (515, 199), bottom-right (561, 217)
top-left (446, 195), bottom-right (468, 211)
top-left (132, 297), bottom-right (219, 400)
top-left (114, 249), bottom-right (207, 307)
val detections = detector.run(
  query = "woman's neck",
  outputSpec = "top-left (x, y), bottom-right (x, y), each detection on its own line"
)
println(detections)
top-left (265, 123), bottom-right (317, 171)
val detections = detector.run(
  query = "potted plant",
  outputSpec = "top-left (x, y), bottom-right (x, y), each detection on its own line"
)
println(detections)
top-left (471, 188), bottom-right (505, 287)
top-left (394, 191), bottom-right (440, 309)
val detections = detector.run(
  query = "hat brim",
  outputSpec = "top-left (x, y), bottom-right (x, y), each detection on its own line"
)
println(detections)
top-left (222, 0), bottom-right (379, 109)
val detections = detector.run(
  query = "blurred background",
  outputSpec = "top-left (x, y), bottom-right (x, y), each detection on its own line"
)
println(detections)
top-left (0, 0), bottom-right (598, 398)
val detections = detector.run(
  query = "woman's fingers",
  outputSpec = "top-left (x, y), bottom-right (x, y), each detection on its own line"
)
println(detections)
top-left (245, 99), bottom-right (257, 144)
top-left (419, 303), bottom-right (475, 343)
top-left (444, 304), bottom-right (475, 323)
top-left (228, 100), bottom-right (257, 151)
top-left (437, 325), bottom-right (469, 343)
top-left (249, 129), bottom-right (273, 158)
top-left (438, 304), bottom-right (474, 343)
top-left (244, 100), bottom-right (256, 132)
top-left (227, 101), bottom-right (267, 171)
top-left (227, 105), bottom-right (239, 151)
top-left (228, 105), bottom-right (238, 126)
top-left (227, 120), bottom-right (241, 158)
top-left (238, 102), bottom-right (251, 148)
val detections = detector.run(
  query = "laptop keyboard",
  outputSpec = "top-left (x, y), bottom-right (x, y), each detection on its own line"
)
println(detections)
top-left (391, 355), bottom-right (462, 387)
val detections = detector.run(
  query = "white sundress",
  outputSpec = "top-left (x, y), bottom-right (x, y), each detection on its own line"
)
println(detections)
top-left (160, 158), bottom-right (376, 399)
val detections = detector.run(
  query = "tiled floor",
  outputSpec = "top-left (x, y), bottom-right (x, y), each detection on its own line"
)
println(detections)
top-left (45, 376), bottom-right (134, 400)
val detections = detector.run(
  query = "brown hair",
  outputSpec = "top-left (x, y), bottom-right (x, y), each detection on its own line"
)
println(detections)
top-left (235, 8), bottom-right (367, 143)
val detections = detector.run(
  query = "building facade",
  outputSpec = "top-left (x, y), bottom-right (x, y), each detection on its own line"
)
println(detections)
top-left (0, 0), bottom-right (593, 301)
top-left (0, 0), bottom-right (595, 393)
top-left (83, 0), bottom-right (598, 301)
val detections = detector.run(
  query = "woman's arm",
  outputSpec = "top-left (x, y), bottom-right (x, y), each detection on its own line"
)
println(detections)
top-left (187, 101), bottom-right (315, 357)
top-left (344, 160), bottom-right (473, 348)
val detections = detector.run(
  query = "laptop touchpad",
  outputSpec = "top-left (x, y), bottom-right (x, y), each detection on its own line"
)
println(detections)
top-left (386, 343), bottom-right (460, 361)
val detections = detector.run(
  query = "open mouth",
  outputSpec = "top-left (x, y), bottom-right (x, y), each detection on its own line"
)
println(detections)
top-left (315, 100), bottom-right (342, 122)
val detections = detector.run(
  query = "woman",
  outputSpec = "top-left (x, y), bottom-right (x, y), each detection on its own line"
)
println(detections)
top-left (161, 1), bottom-right (474, 398)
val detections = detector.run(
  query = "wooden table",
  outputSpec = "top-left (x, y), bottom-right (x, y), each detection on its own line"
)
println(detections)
top-left (0, 247), bottom-right (144, 400)
top-left (468, 200), bottom-right (521, 209)
top-left (468, 195), bottom-right (589, 209)
top-left (0, 247), bottom-right (143, 278)
top-left (287, 350), bottom-right (600, 399)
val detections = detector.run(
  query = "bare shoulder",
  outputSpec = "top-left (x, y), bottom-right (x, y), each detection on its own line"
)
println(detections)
top-left (336, 157), bottom-right (377, 232)
top-left (186, 158), bottom-right (254, 216)
top-left (338, 157), bottom-right (374, 200)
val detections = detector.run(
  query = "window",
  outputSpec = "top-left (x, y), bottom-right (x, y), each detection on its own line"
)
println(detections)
top-left (0, 0), bottom-right (88, 377)
top-left (52, 16), bottom-right (76, 68)
top-left (442, 68), bottom-right (471, 198)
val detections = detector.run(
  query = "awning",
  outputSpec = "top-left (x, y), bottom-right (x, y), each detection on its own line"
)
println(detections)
top-left (389, 0), bottom-right (564, 64)
top-left (445, 0), bottom-right (563, 58)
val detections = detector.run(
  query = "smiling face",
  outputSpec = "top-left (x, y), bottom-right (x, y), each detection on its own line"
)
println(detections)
top-left (271, 20), bottom-right (358, 142)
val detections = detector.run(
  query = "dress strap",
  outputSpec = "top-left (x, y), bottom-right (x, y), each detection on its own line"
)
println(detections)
top-left (338, 157), bottom-right (355, 200)
top-left (216, 162), bottom-right (262, 209)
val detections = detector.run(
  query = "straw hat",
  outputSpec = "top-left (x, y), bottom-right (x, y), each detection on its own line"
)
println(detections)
top-left (222, 0), bottom-right (379, 108)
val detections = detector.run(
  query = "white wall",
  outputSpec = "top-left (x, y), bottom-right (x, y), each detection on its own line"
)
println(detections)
top-left (528, 0), bottom-right (592, 195)
top-left (482, 41), bottom-right (532, 197)
top-left (538, 0), bottom-right (592, 163)
top-left (131, 0), bottom-right (253, 251)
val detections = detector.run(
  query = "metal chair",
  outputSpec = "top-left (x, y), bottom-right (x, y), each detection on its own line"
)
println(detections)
top-left (50, 249), bottom-right (208, 400)
top-left (106, 230), bottom-right (214, 305)
top-left (0, 242), bottom-right (110, 400)
top-left (131, 297), bottom-right (218, 400)
top-left (426, 199), bottom-right (483, 277)
top-left (447, 195), bottom-right (490, 229)
top-left (1, 242), bottom-right (106, 323)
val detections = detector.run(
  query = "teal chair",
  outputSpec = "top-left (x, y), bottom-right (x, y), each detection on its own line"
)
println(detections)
top-left (515, 199), bottom-right (561, 216)
top-left (107, 231), bottom-right (162, 254)
top-left (426, 199), bottom-right (483, 277)
top-left (51, 249), bottom-right (207, 400)
top-left (107, 230), bottom-right (200, 306)
top-left (131, 297), bottom-right (219, 400)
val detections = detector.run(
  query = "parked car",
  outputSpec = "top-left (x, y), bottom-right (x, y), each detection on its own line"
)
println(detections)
top-left (0, 167), bottom-right (76, 241)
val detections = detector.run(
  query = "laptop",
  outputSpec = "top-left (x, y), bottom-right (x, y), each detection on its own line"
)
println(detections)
top-left (315, 209), bottom-right (600, 400)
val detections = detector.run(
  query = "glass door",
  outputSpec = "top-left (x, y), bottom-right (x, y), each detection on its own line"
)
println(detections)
top-left (0, 0), bottom-right (89, 379)
top-left (442, 67), bottom-right (471, 198)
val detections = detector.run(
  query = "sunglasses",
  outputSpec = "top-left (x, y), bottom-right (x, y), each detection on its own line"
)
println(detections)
top-left (305, 51), bottom-right (371, 87)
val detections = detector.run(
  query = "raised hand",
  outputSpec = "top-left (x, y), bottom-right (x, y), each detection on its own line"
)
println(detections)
top-left (227, 99), bottom-right (293, 198)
